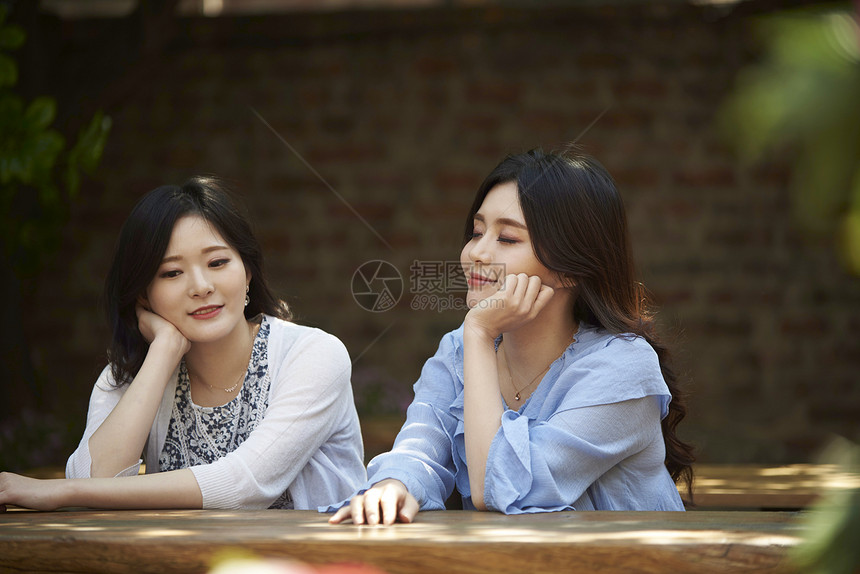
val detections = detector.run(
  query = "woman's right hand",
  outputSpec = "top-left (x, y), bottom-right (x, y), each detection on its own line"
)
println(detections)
top-left (464, 273), bottom-right (555, 340)
top-left (0, 472), bottom-right (66, 512)
top-left (136, 304), bottom-right (191, 356)
top-left (328, 479), bottom-right (419, 526)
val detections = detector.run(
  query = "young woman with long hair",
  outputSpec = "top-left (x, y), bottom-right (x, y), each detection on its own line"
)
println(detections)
top-left (0, 177), bottom-right (365, 511)
top-left (330, 148), bottom-right (694, 525)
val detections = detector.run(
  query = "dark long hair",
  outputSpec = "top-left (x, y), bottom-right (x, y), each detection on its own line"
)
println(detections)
top-left (103, 176), bottom-right (290, 386)
top-left (464, 148), bottom-right (695, 496)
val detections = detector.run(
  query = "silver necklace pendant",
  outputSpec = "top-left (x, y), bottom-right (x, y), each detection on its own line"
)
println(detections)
top-left (223, 378), bottom-right (242, 393)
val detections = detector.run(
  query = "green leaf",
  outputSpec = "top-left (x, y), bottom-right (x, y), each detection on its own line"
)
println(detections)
top-left (65, 111), bottom-right (111, 197)
top-left (841, 169), bottom-right (860, 276)
top-left (0, 24), bottom-right (25, 50)
top-left (72, 112), bottom-right (111, 171)
top-left (24, 97), bottom-right (56, 131)
top-left (842, 210), bottom-right (860, 276)
top-left (29, 130), bottom-right (64, 175)
top-left (0, 53), bottom-right (17, 87)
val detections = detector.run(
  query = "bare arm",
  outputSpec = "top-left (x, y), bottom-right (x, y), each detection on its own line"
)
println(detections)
top-left (0, 469), bottom-right (202, 511)
top-left (462, 274), bottom-right (554, 510)
top-left (87, 306), bottom-right (189, 477)
top-left (462, 324), bottom-right (503, 511)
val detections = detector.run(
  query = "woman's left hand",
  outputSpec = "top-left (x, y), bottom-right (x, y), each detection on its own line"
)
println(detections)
top-left (0, 472), bottom-right (65, 511)
top-left (465, 273), bottom-right (555, 340)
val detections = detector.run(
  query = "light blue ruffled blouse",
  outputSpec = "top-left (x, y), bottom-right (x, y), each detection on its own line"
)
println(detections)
top-left (327, 323), bottom-right (685, 514)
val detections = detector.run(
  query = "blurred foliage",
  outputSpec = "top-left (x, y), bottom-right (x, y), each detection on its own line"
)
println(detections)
top-left (0, 5), bottom-right (111, 278)
top-left (720, 4), bottom-right (860, 274)
top-left (789, 437), bottom-right (860, 574)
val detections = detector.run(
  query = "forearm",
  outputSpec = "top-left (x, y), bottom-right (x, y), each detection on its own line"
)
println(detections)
top-left (68, 470), bottom-right (202, 509)
top-left (88, 339), bottom-right (183, 477)
top-left (462, 324), bottom-right (504, 511)
top-left (1, 469), bottom-right (203, 511)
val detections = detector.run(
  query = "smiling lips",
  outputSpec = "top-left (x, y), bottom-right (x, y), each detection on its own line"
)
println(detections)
top-left (468, 272), bottom-right (498, 288)
top-left (189, 305), bottom-right (223, 319)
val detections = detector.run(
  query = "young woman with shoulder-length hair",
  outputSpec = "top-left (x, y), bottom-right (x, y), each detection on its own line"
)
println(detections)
top-left (330, 148), bottom-right (694, 525)
top-left (0, 177), bottom-right (365, 511)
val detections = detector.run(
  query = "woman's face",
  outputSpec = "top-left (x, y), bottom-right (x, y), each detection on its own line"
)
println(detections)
top-left (460, 181), bottom-right (563, 308)
top-left (144, 215), bottom-right (250, 343)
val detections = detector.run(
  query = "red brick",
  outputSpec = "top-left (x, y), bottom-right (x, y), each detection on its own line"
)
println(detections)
top-left (665, 199), bottom-right (701, 218)
top-left (327, 202), bottom-right (395, 220)
top-left (576, 52), bottom-right (626, 71)
top-left (594, 109), bottom-right (654, 130)
top-left (305, 145), bottom-right (385, 164)
top-left (673, 167), bottom-right (738, 187)
top-left (750, 164), bottom-right (791, 187)
top-left (460, 115), bottom-right (501, 131)
top-left (284, 265), bottom-right (319, 281)
top-left (779, 317), bottom-right (828, 336)
top-left (416, 202), bottom-right (470, 220)
top-left (612, 167), bottom-right (661, 188)
top-left (387, 232), bottom-right (420, 249)
top-left (705, 228), bottom-right (772, 247)
top-left (261, 233), bottom-right (291, 253)
top-left (413, 56), bottom-right (457, 75)
top-left (651, 289), bottom-right (694, 304)
top-left (522, 111), bottom-right (573, 133)
top-left (707, 290), bottom-right (736, 305)
top-left (612, 79), bottom-right (668, 99)
top-left (465, 82), bottom-right (522, 105)
top-left (433, 171), bottom-right (481, 192)
top-left (560, 80), bottom-right (598, 99)
top-left (354, 172), bottom-right (411, 189)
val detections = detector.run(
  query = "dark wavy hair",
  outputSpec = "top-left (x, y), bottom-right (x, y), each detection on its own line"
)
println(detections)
top-left (464, 148), bottom-right (695, 497)
top-left (103, 176), bottom-right (290, 386)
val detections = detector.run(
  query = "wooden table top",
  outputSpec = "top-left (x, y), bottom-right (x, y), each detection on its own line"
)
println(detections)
top-left (0, 509), bottom-right (805, 574)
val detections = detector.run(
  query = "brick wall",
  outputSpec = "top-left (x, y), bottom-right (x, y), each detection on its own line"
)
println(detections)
top-left (17, 3), bottom-right (860, 465)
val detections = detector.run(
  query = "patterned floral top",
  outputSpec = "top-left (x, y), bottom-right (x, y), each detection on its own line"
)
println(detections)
top-left (158, 316), bottom-right (292, 508)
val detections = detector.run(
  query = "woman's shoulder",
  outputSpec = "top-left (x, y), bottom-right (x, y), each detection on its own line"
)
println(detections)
top-left (93, 364), bottom-right (127, 392)
top-left (575, 325), bottom-right (659, 368)
top-left (550, 325), bottom-right (667, 408)
top-left (263, 314), bottom-right (349, 360)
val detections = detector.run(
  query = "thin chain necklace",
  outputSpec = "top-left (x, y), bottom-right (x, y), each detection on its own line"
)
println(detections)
top-left (190, 368), bottom-right (245, 393)
top-left (189, 323), bottom-right (259, 393)
top-left (500, 331), bottom-right (577, 402)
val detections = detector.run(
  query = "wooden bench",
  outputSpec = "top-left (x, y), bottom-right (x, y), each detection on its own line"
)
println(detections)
top-left (0, 509), bottom-right (804, 573)
top-left (689, 463), bottom-right (859, 510)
